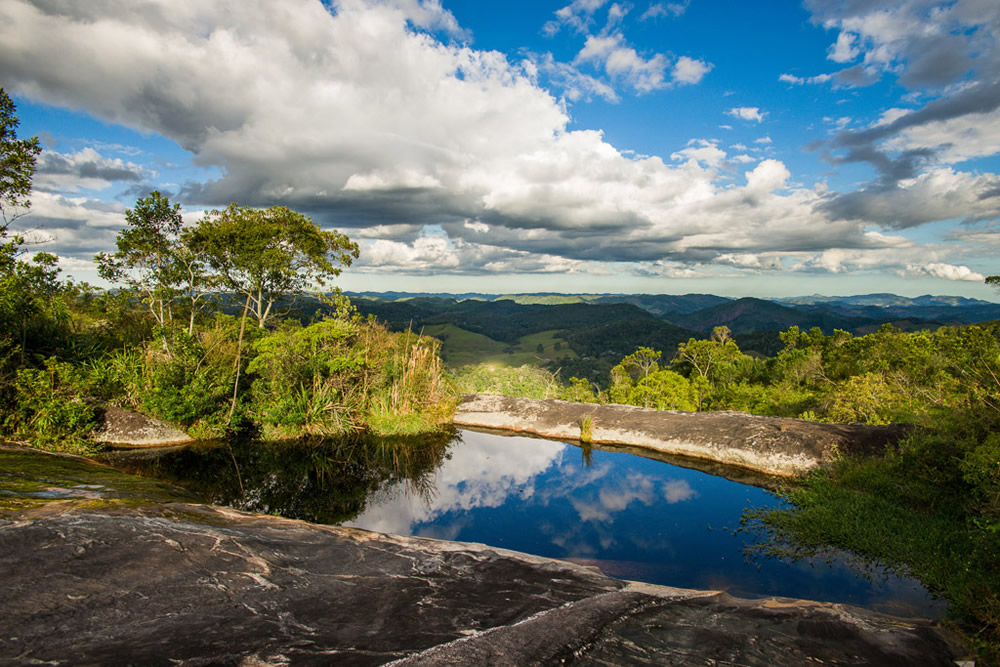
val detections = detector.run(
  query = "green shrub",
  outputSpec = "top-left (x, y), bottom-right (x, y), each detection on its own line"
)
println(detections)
top-left (559, 377), bottom-right (600, 403)
top-left (3, 358), bottom-right (96, 453)
top-left (824, 372), bottom-right (904, 425)
top-left (131, 330), bottom-right (233, 427)
top-left (248, 318), bottom-right (365, 435)
top-left (452, 363), bottom-right (560, 399)
top-left (620, 369), bottom-right (697, 410)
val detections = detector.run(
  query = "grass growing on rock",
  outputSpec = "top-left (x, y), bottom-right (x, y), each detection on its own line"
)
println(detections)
top-left (0, 445), bottom-right (197, 518)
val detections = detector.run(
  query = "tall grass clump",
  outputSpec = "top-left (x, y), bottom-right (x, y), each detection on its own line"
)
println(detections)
top-left (247, 314), bottom-right (453, 439)
top-left (364, 327), bottom-right (453, 435)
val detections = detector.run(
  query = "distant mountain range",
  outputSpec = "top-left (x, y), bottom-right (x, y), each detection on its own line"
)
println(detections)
top-left (776, 293), bottom-right (997, 308)
top-left (346, 291), bottom-right (1000, 336)
top-left (338, 291), bottom-right (1000, 375)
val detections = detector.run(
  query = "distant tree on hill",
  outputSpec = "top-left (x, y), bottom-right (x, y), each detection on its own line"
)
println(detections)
top-left (711, 325), bottom-right (732, 344)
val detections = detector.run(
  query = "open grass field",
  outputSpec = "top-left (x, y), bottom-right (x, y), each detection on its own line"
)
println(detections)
top-left (420, 324), bottom-right (578, 368)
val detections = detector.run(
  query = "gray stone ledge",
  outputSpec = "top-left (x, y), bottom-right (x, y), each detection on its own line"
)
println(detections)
top-left (454, 394), bottom-right (911, 477)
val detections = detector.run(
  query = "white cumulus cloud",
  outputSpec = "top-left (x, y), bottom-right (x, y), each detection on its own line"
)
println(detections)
top-left (3, 0), bottom-right (998, 282)
top-left (726, 107), bottom-right (765, 123)
top-left (827, 31), bottom-right (859, 63)
top-left (671, 56), bottom-right (712, 85)
top-left (779, 72), bottom-right (834, 85)
top-left (907, 262), bottom-right (985, 282)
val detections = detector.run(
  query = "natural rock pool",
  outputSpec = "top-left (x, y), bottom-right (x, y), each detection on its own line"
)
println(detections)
top-left (101, 428), bottom-right (943, 618)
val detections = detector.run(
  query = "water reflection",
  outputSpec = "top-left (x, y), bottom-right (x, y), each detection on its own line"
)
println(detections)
top-left (101, 431), bottom-right (452, 525)
top-left (344, 430), bottom-right (564, 535)
top-left (102, 428), bottom-right (943, 618)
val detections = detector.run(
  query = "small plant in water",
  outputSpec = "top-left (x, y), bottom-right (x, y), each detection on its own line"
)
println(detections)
top-left (580, 413), bottom-right (594, 443)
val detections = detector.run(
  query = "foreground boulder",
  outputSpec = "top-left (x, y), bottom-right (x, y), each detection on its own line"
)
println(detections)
top-left (0, 446), bottom-right (965, 665)
top-left (91, 405), bottom-right (194, 447)
top-left (454, 394), bottom-right (911, 477)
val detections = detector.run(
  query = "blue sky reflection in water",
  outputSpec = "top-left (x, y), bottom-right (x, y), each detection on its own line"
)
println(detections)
top-left (346, 429), bottom-right (941, 618)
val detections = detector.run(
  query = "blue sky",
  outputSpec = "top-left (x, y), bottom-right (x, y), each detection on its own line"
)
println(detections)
top-left (2, 0), bottom-right (1000, 298)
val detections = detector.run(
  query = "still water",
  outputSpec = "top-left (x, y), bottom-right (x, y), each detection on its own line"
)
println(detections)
top-left (102, 428), bottom-right (942, 618)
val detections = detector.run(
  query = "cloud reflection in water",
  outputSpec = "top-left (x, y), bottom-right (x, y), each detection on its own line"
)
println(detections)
top-left (344, 431), bottom-right (565, 536)
top-left (344, 429), bottom-right (941, 618)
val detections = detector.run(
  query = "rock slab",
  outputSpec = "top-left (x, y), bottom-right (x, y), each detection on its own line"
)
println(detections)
top-left (454, 394), bottom-right (911, 476)
top-left (0, 505), bottom-right (964, 666)
top-left (91, 405), bottom-right (194, 447)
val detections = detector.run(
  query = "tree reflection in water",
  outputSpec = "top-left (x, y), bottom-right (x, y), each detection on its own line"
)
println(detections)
top-left (101, 428), bottom-right (455, 525)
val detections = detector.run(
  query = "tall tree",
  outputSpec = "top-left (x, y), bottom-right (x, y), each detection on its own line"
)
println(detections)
top-left (608, 347), bottom-right (661, 404)
top-left (173, 229), bottom-right (215, 335)
top-left (188, 204), bottom-right (359, 328)
top-left (96, 191), bottom-right (186, 329)
top-left (673, 337), bottom-right (745, 383)
top-left (0, 88), bottom-right (41, 231)
top-left (0, 88), bottom-right (46, 369)
top-left (188, 204), bottom-right (359, 425)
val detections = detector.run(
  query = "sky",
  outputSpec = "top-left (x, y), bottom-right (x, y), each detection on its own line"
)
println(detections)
top-left (2, 0), bottom-right (1000, 299)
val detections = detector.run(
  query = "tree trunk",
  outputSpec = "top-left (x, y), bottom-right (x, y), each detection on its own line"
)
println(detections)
top-left (228, 293), bottom-right (252, 425)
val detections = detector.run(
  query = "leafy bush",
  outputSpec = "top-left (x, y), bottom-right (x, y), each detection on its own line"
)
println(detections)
top-left (248, 318), bottom-right (365, 435)
top-left (3, 358), bottom-right (96, 453)
top-left (824, 372), bottom-right (905, 425)
top-left (131, 329), bottom-right (233, 428)
top-left (559, 377), bottom-right (600, 403)
top-left (615, 369), bottom-right (697, 410)
top-left (452, 363), bottom-right (561, 399)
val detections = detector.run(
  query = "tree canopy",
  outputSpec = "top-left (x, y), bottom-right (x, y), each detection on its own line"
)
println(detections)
top-left (96, 191), bottom-right (187, 329)
top-left (188, 204), bottom-right (359, 327)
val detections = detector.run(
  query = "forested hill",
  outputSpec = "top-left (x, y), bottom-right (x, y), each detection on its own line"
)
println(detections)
top-left (492, 293), bottom-right (731, 315)
top-left (664, 297), bottom-right (903, 334)
top-left (348, 296), bottom-right (698, 346)
top-left (346, 291), bottom-right (1000, 337)
top-left (340, 291), bottom-right (1000, 370)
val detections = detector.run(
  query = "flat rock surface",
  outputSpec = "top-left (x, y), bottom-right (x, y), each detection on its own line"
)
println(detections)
top-left (454, 394), bottom-right (911, 476)
top-left (92, 405), bottom-right (194, 447)
top-left (0, 446), bottom-right (965, 665)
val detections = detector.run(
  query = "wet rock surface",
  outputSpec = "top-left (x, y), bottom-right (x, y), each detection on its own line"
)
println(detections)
top-left (0, 446), bottom-right (965, 665)
top-left (454, 394), bottom-right (911, 477)
top-left (92, 405), bottom-right (194, 447)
